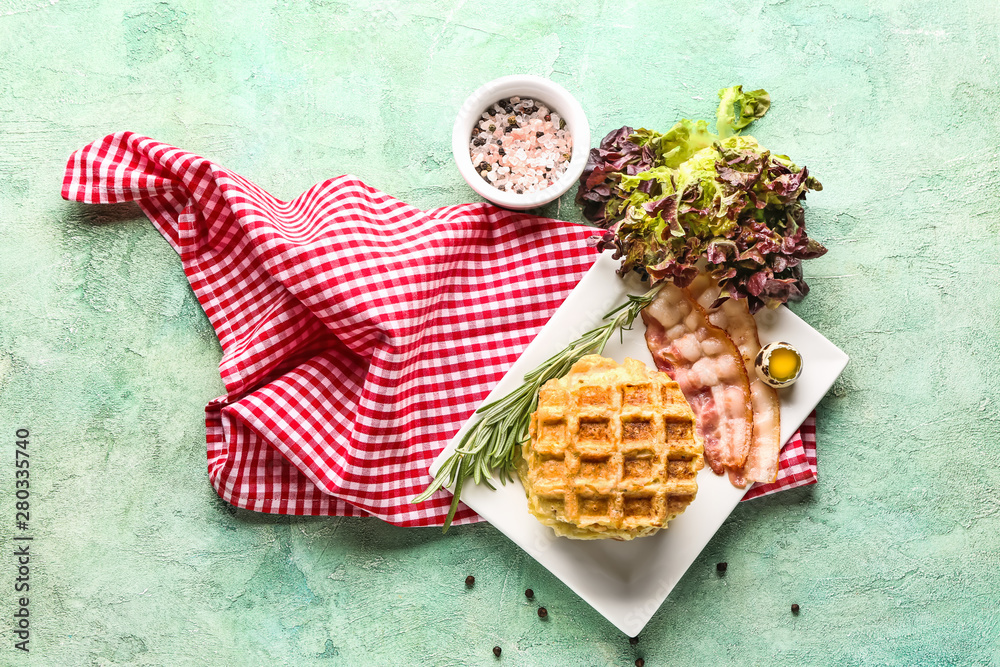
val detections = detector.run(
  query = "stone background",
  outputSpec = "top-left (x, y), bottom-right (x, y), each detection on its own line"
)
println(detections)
top-left (2, 0), bottom-right (998, 664)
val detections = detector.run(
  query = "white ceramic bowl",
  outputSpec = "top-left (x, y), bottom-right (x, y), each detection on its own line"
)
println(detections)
top-left (452, 75), bottom-right (590, 211)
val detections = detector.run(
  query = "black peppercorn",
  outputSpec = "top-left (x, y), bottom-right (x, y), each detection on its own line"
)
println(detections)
top-left (791, 603), bottom-right (800, 614)
top-left (537, 607), bottom-right (548, 618)
top-left (492, 646), bottom-right (502, 657)
top-left (498, 148), bottom-right (505, 156)
top-left (473, 137), bottom-right (486, 147)
top-left (536, 131), bottom-right (544, 138)
top-left (525, 588), bottom-right (534, 599)
top-left (465, 575), bottom-right (475, 587)
top-left (716, 562), bottom-right (727, 574)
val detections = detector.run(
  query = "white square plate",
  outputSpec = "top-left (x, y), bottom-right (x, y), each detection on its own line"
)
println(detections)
top-left (431, 251), bottom-right (849, 636)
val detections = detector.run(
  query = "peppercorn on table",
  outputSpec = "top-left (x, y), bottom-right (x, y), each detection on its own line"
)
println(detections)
top-left (2, 1), bottom-right (998, 664)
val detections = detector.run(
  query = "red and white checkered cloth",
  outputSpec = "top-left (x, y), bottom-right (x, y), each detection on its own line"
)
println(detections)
top-left (742, 416), bottom-right (817, 501)
top-left (61, 132), bottom-right (816, 527)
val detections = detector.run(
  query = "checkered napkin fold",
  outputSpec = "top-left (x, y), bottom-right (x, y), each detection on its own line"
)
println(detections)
top-left (61, 132), bottom-right (818, 527)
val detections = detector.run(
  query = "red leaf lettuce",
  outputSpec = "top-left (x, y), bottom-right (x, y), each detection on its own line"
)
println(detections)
top-left (577, 86), bottom-right (826, 313)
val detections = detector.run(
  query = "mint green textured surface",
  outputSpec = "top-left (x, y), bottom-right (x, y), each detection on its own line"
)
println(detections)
top-left (2, 1), bottom-right (999, 665)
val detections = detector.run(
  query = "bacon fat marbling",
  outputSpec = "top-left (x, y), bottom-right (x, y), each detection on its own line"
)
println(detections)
top-left (688, 275), bottom-right (781, 487)
top-left (642, 283), bottom-right (753, 475)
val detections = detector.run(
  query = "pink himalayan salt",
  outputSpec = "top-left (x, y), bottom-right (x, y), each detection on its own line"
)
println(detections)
top-left (469, 96), bottom-right (572, 195)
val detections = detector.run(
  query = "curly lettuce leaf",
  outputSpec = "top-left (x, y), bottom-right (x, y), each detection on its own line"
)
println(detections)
top-left (716, 86), bottom-right (771, 138)
top-left (576, 86), bottom-right (825, 313)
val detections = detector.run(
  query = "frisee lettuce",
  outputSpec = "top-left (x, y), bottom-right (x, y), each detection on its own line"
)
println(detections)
top-left (577, 85), bottom-right (826, 313)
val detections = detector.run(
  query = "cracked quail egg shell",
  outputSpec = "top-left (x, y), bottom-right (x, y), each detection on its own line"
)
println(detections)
top-left (754, 341), bottom-right (802, 389)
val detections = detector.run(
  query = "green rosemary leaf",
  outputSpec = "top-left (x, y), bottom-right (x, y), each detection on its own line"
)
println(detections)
top-left (413, 284), bottom-right (662, 533)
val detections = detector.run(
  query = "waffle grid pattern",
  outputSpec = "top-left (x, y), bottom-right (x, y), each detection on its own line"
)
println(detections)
top-left (523, 358), bottom-right (704, 538)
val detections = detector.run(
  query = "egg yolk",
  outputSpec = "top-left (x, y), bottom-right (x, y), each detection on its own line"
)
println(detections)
top-left (768, 347), bottom-right (801, 381)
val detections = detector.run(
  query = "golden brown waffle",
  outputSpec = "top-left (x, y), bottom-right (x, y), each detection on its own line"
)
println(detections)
top-left (518, 355), bottom-right (704, 540)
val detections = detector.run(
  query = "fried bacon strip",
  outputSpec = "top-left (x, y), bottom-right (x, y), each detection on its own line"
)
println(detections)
top-left (689, 275), bottom-right (781, 486)
top-left (642, 284), bottom-right (753, 475)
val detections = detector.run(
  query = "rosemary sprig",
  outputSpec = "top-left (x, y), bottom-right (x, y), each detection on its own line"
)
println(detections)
top-left (412, 284), bottom-right (662, 532)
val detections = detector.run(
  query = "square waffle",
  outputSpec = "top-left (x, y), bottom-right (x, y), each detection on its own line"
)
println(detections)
top-left (518, 355), bottom-right (704, 540)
